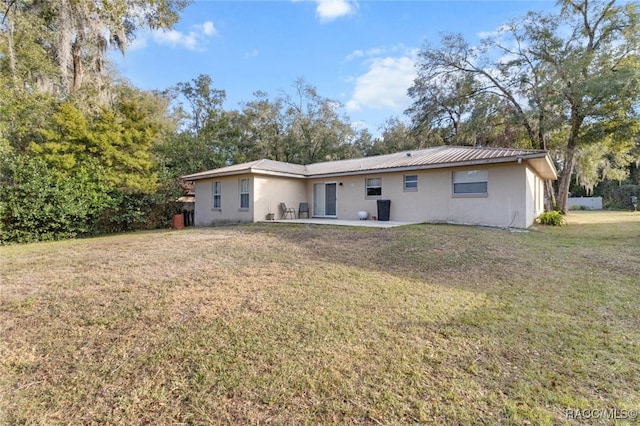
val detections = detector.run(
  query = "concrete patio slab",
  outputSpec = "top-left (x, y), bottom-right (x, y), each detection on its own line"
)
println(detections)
top-left (260, 218), bottom-right (421, 228)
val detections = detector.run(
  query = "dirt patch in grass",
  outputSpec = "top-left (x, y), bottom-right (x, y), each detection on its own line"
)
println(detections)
top-left (1, 212), bottom-right (639, 424)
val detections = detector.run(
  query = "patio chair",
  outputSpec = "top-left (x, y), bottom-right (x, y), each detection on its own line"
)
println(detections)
top-left (280, 202), bottom-right (296, 219)
top-left (298, 202), bottom-right (310, 218)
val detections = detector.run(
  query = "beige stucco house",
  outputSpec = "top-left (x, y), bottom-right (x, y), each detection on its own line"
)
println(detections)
top-left (181, 145), bottom-right (558, 229)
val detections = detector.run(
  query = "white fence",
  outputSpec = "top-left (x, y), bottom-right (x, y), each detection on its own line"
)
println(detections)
top-left (568, 196), bottom-right (603, 210)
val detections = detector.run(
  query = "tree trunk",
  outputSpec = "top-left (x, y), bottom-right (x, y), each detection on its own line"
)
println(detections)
top-left (555, 100), bottom-right (586, 213)
top-left (6, 18), bottom-right (18, 86)
top-left (544, 180), bottom-right (556, 211)
top-left (71, 35), bottom-right (83, 93)
top-left (556, 128), bottom-right (582, 213)
top-left (557, 149), bottom-right (575, 213)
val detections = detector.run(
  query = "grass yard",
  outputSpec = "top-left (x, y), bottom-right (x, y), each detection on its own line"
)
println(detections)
top-left (1, 211), bottom-right (639, 425)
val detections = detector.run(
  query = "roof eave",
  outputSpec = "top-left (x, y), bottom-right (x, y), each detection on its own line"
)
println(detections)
top-left (524, 153), bottom-right (558, 180)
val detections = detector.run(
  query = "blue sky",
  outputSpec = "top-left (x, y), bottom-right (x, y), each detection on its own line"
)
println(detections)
top-left (113, 0), bottom-right (557, 135)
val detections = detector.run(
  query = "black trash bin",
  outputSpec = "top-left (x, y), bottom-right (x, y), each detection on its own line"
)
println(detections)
top-left (377, 199), bottom-right (391, 221)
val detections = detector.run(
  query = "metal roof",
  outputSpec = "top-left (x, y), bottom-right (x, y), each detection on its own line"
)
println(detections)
top-left (181, 159), bottom-right (307, 181)
top-left (181, 146), bottom-right (558, 181)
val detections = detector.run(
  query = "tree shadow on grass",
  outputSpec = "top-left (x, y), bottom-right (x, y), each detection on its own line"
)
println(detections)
top-left (248, 222), bottom-right (527, 294)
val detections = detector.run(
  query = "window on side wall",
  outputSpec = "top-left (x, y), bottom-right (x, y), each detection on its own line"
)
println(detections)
top-left (366, 177), bottom-right (382, 197)
top-left (213, 181), bottom-right (221, 209)
top-left (404, 175), bottom-right (418, 191)
top-left (452, 170), bottom-right (488, 196)
top-left (239, 178), bottom-right (249, 209)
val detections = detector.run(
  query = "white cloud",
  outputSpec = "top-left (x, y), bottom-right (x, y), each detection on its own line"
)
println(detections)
top-left (345, 49), bottom-right (364, 61)
top-left (130, 21), bottom-right (217, 52)
top-left (345, 46), bottom-right (391, 62)
top-left (244, 49), bottom-right (259, 59)
top-left (480, 24), bottom-right (516, 39)
top-left (314, 0), bottom-right (357, 22)
top-left (152, 29), bottom-right (199, 50)
top-left (346, 52), bottom-right (418, 113)
top-left (201, 21), bottom-right (217, 36)
top-left (129, 37), bottom-right (148, 51)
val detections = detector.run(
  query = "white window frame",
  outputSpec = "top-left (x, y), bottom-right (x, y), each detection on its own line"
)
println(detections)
top-left (212, 181), bottom-right (221, 209)
top-left (239, 178), bottom-right (249, 209)
top-left (404, 174), bottom-right (418, 191)
top-left (365, 177), bottom-right (382, 198)
top-left (452, 170), bottom-right (488, 197)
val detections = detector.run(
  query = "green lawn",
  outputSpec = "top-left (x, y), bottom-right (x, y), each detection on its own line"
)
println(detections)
top-left (1, 211), bottom-right (639, 425)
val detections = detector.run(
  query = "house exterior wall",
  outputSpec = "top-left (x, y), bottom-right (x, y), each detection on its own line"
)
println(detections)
top-left (307, 163), bottom-right (536, 228)
top-left (193, 174), bottom-right (254, 226)
top-left (192, 163), bottom-right (546, 229)
top-left (427, 164), bottom-right (528, 228)
top-left (193, 174), bottom-right (307, 225)
top-left (525, 166), bottom-right (546, 227)
top-left (253, 175), bottom-right (307, 220)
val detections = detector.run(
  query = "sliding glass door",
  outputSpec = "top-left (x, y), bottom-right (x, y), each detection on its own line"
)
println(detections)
top-left (313, 182), bottom-right (337, 217)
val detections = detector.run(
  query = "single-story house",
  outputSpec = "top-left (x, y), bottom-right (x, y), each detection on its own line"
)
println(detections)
top-left (180, 145), bottom-right (558, 229)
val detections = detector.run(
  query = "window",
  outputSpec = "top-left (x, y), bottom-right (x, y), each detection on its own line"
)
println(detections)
top-left (213, 181), bottom-right (221, 209)
top-left (239, 178), bottom-right (249, 209)
top-left (453, 170), bottom-right (488, 196)
top-left (404, 175), bottom-right (418, 191)
top-left (366, 178), bottom-right (382, 197)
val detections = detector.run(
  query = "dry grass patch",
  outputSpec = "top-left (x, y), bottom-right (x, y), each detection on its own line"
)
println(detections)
top-left (1, 211), bottom-right (639, 424)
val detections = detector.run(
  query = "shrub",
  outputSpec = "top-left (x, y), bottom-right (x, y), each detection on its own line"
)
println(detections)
top-left (0, 155), bottom-right (113, 243)
top-left (536, 211), bottom-right (567, 226)
top-left (92, 190), bottom-right (180, 234)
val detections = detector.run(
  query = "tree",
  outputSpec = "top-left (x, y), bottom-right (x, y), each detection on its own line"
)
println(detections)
top-left (573, 118), bottom-right (640, 194)
top-left (408, 0), bottom-right (640, 212)
top-left (174, 74), bottom-right (226, 132)
top-left (1, 2), bottom-right (192, 241)
top-left (408, 73), bottom-right (477, 145)
top-left (281, 78), bottom-right (356, 164)
top-left (154, 74), bottom-right (239, 179)
top-left (234, 81), bottom-right (359, 165)
top-left (1, 0), bottom-right (189, 96)
top-left (29, 85), bottom-right (168, 193)
top-left (360, 118), bottom-right (418, 156)
top-left (349, 127), bottom-right (375, 158)
top-left (0, 1), bottom-right (58, 91)
top-left (237, 91), bottom-right (290, 161)
top-left (528, 0), bottom-right (640, 212)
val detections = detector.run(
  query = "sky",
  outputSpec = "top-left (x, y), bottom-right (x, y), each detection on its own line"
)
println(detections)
top-left (112, 0), bottom-right (559, 136)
